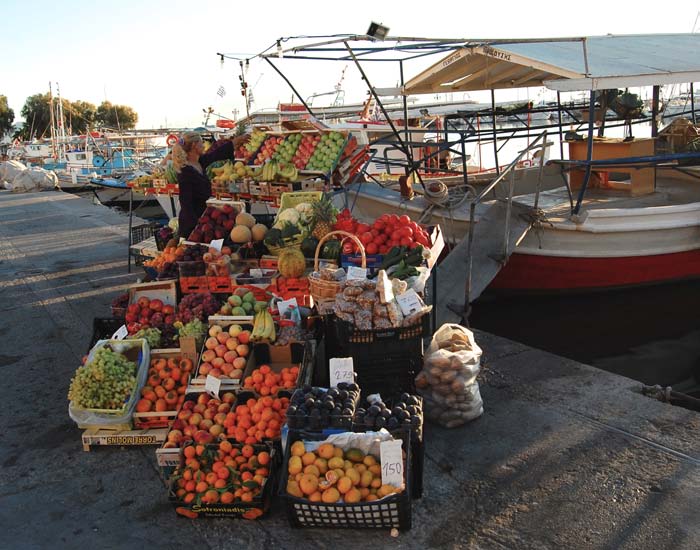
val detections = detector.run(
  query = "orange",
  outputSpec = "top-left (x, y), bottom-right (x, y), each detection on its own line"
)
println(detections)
top-left (220, 491), bottom-right (235, 504)
top-left (337, 476), bottom-right (353, 494)
top-left (321, 487), bottom-right (340, 503)
top-left (308, 491), bottom-right (322, 502)
top-left (301, 452), bottom-right (316, 466)
top-left (257, 451), bottom-right (270, 466)
top-left (317, 443), bottom-right (334, 460)
top-left (290, 441), bottom-right (305, 457)
top-left (344, 487), bottom-right (362, 503)
top-left (299, 474), bottom-right (319, 496)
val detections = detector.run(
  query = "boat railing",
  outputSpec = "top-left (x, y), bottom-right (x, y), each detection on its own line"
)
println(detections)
top-left (464, 129), bottom-right (550, 306)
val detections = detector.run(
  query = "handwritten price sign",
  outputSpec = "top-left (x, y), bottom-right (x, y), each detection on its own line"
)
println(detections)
top-left (329, 357), bottom-right (354, 387)
top-left (380, 439), bottom-right (404, 488)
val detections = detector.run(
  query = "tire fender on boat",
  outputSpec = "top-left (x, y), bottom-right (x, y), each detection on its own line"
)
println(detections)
top-left (166, 134), bottom-right (179, 147)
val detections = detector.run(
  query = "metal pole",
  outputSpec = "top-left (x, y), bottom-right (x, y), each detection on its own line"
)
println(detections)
top-left (464, 201), bottom-right (477, 315)
top-left (502, 169), bottom-right (515, 260)
top-left (169, 194), bottom-right (176, 219)
top-left (400, 60), bottom-right (411, 177)
top-left (573, 90), bottom-right (596, 215)
top-left (127, 189), bottom-right (134, 273)
top-left (691, 83), bottom-right (696, 124)
top-left (557, 91), bottom-right (564, 161)
top-left (491, 89), bottom-right (500, 175)
top-left (263, 57), bottom-right (316, 117)
top-left (534, 130), bottom-right (547, 211)
top-left (651, 85), bottom-right (660, 138)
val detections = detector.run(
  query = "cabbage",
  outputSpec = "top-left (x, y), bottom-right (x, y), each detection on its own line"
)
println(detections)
top-left (277, 208), bottom-right (300, 225)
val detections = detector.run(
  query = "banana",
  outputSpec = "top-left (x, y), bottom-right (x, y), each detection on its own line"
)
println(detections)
top-left (268, 313), bottom-right (276, 343)
top-left (260, 310), bottom-right (272, 340)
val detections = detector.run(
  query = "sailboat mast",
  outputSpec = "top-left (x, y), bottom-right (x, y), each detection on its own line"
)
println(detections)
top-left (55, 82), bottom-right (67, 161)
top-left (48, 82), bottom-right (57, 159)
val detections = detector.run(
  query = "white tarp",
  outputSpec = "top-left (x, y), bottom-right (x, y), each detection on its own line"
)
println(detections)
top-left (1, 161), bottom-right (58, 192)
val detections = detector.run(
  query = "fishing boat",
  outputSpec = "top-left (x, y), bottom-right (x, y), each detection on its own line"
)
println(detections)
top-left (250, 33), bottom-right (700, 307)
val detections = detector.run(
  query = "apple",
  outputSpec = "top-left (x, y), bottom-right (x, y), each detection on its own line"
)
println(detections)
top-left (202, 350), bottom-right (216, 363)
top-left (203, 409), bottom-right (215, 420)
top-left (137, 296), bottom-right (150, 309)
top-left (217, 403), bottom-right (231, 413)
top-left (209, 424), bottom-right (224, 437)
top-left (223, 350), bottom-right (238, 363)
top-left (209, 325), bottom-right (222, 337)
top-left (216, 332), bottom-right (230, 345)
top-left (237, 331), bottom-right (250, 344)
top-left (177, 409), bottom-right (192, 422)
top-left (211, 357), bottom-right (225, 368)
top-left (199, 419), bottom-right (214, 430)
top-left (197, 393), bottom-right (210, 405)
top-left (125, 312), bottom-right (138, 323)
top-left (149, 299), bottom-right (163, 312)
top-left (127, 303), bottom-right (140, 315)
top-left (188, 413), bottom-right (203, 426)
top-left (162, 304), bottom-right (175, 315)
top-left (214, 345), bottom-right (228, 358)
top-left (236, 344), bottom-right (249, 357)
top-left (183, 401), bottom-right (195, 411)
top-left (164, 315), bottom-right (175, 325)
top-left (205, 337), bottom-right (218, 350)
top-left (232, 357), bottom-right (247, 370)
top-left (228, 324), bottom-right (243, 337)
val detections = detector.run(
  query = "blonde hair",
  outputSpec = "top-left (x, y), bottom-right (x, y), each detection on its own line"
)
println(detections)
top-left (171, 132), bottom-right (203, 173)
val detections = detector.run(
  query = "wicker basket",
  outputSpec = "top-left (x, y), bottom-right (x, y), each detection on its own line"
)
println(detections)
top-left (309, 231), bottom-right (366, 303)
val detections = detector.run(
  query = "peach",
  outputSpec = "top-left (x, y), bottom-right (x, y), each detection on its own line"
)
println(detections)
top-left (209, 424), bottom-right (224, 437)
top-left (222, 392), bottom-right (236, 404)
top-left (177, 409), bottom-right (192, 422)
top-left (201, 350), bottom-right (216, 363)
top-left (197, 393), bottom-right (211, 405)
top-left (235, 344), bottom-right (249, 357)
top-left (233, 357), bottom-right (247, 370)
top-left (217, 403), bottom-right (231, 413)
top-left (203, 409), bottom-right (215, 420)
top-left (214, 412), bottom-right (227, 425)
top-left (188, 413), bottom-right (203, 426)
top-left (182, 401), bottom-right (195, 411)
top-left (209, 325), bottom-right (222, 337)
top-left (194, 430), bottom-right (214, 444)
top-left (183, 424), bottom-right (197, 437)
top-left (167, 429), bottom-right (183, 443)
top-left (231, 368), bottom-right (244, 379)
top-left (199, 419), bottom-right (214, 430)
top-left (221, 364), bottom-right (234, 376)
top-left (205, 337), bottom-right (218, 350)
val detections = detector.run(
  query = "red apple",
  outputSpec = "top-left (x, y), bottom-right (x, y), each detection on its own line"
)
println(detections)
top-left (137, 296), bottom-right (150, 309)
top-left (223, 350), bottom-right (238, 363)
top-left (202, 350), bottom-right (217, 363)
top-left (149, 299), bottom-right (163, 312)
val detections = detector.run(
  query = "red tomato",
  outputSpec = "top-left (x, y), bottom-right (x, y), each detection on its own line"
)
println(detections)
top-left (399, 214), bottom-right (411, 225)
top-left (375, 234), bottom-right (387, 244)
top-left (356, 223), bottom-right (371, 235)
top-left (370, 229), bottom-right (380, 238)
top-left (388, 214), bottom-right (400, 225)
top-left (366, 243), bottom-right (378, 254)
top-left (400, 237), bottom-right (413, 247)
top-left (400, 227), bottom-right (414, 239)
top-left (408, 221), bottom-right (420, 233)
top-left (378, 214), bottom-right (390, 223)
top-left (379, 245), bottom-right (389, 254)
top-left (391, 230), bottom-right (402, 241)
top-left (372, 220), bottom-right (385, 232)
top-left (359, 232), bottom-right (373, 245)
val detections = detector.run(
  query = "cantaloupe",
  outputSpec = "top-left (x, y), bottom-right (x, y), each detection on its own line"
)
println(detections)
top-left (230, 225), bottom-right (252, 243)
top-left (251, 223), bottom-right (268, 242)
top-left (235, 212), bottom-right (256, 228)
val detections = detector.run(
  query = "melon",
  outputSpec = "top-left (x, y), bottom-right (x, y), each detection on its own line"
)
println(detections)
top-left (251, 223), bottom-right (268, 242)
top-left (235, 212), bottom-right (256, 228)
top-left (278, 248), bottom-right (306, 278)
top-left (230, 225), bottom-right (252, 243)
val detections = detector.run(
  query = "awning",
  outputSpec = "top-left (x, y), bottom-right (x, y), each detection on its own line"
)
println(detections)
top-left (403, 34), bottom-right (700, 94)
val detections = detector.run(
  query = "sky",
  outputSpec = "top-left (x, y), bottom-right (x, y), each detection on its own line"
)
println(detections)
top-left (2, 0), bottom-right (700, 130)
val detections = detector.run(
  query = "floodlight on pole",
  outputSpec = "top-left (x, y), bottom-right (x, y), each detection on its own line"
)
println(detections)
top-left (366, 22), bottom-right (389, 41)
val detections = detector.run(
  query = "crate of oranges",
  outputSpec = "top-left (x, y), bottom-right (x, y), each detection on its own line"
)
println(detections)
top-left (240, 342), bottom-right (307, 396)
top-left (169, 440), bottom-right (277, 519)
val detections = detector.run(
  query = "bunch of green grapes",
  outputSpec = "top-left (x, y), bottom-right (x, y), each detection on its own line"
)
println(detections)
top-left (178, 318), bottom-right (206, 347)
top-left (131, 327), bottom-right (161, 348)
top-left (68, 348), bottom-right (137, 410)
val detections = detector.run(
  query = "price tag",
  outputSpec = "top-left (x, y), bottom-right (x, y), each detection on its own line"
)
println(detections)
top-left (329, 357), bottom-right (354, 387)
top-left (395, 289), bottom-right (423, 316)
top-left (205, 375), bottom-right (221, 398)
top-left (278, 297), bottom-right (298, 317)
top-left (112, 325), bottom-right (128, 340)
top-left (380, 439), bottom-right (404, 488)
top-left (250, 268), bottom-right (264, 278)
top-left (346, 266), bottom-right (367, 280)
top-left (209, 239), bottom-right (224, 252)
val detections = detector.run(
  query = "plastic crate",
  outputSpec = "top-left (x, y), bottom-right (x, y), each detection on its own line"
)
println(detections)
top-left (353, 394), bottom-right (424, 499)
top-left (348, 354), bottom-right (420, 397)
top-left (286, 385), bottom-right (359, 432)
top-left (179, 276), bottom-right (209, 294)
top-left (177, 260), bottom-right (206, 278)
top-left (130, 223), bottom-right (159, 246)
top-left (335, 314), bottom-right (430, 345)
top-left (168, 441), bottom-right (278, 519)
top-left (279, 429), bottom-right (412, 530)
top-left (88, 317), bottom-right (125, 353)
top-left (208, 276), bottom-right (233, 293)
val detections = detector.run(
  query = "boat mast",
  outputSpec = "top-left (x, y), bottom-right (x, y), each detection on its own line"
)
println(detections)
top-left (55, 82), bottom-right (67, 161)
top-left (48, 83), bottom-right (57, 159)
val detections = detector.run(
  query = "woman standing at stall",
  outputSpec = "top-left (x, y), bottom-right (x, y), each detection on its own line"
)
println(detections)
top-left (171, 131), bottom-right (248, 239)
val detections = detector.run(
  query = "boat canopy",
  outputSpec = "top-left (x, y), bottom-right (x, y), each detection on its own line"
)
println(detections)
top-left (403, 34), bottom-right (700, 94)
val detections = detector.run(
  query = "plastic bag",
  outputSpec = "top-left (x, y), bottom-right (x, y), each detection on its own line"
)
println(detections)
top-left (404, 267), bottom-right (430, 294)
top-left (68, 339), bottom-right (150, 428)
top-left (415, 324), bottom-right (483, 427)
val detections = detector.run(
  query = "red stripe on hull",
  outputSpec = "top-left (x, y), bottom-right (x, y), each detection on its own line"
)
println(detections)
top-left (490, 249), bottom-right (700, 291)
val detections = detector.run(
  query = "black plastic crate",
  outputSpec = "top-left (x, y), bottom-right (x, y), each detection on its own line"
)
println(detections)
top-left (88, 317), bottom-right (124, 353)
top-left (353, 394), bottom-right (424, 499)
top-left (333, 315), bottom-right (427, 361)
top-left (130, 222), bottom-right (159, 246)
top-left (279, 429), bottom-right (412, 530)
top-left (286, 384), bottom-right (360, 432)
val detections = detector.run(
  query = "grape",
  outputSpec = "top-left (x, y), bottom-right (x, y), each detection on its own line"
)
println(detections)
top-left (68, 347), bottom-right (138, 410)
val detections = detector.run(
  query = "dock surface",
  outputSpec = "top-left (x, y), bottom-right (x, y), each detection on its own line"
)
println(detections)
top-left (1, 190), bottom-right (698, 550)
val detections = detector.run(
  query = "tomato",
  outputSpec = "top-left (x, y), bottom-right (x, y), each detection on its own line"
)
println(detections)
top-left (408, 221), bottom-right (420, 233)
top-left (359, 232), bottom-right (373, 245)
top-left (355, 223), bottom-right (371, 235)
top-left (375, 234), bottom-right (387, 244)
top-left (372, 220), bottom-right (385, 232)
top-left (370, 228), bottom-right (380, 238)
top-left (391, 229), bottom-right (402, 241)
top-left (366, 243), bottom-right (378, 254)
top-left (400, 237), bottom-right (413, 247)
top-left (400, 227), bottom-right (414, 239)
top-left (378, 214), bottom-right (390, 223)
top-left (379, 245), bottom-right (389, 254)
top-left (399, 214), bottom-right (411, 225)
top-left (388, 214), bottom-right (400, 225)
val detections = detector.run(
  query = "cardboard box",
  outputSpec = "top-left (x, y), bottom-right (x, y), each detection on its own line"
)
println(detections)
top-left (128, 280), bottom-right (177, 307)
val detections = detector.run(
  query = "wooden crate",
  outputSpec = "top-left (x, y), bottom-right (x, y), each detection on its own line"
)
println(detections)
top-left (82, 427), bottom-right (168, 451)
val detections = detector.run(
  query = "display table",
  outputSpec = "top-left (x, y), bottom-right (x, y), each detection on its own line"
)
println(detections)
top-left (567, 137), bottom-right (656, 196)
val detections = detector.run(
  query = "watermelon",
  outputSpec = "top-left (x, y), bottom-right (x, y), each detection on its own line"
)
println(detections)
top-left (320, 239), bottom-right (341, 262)
top-left (301, 237), bottom-right (319, 258)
